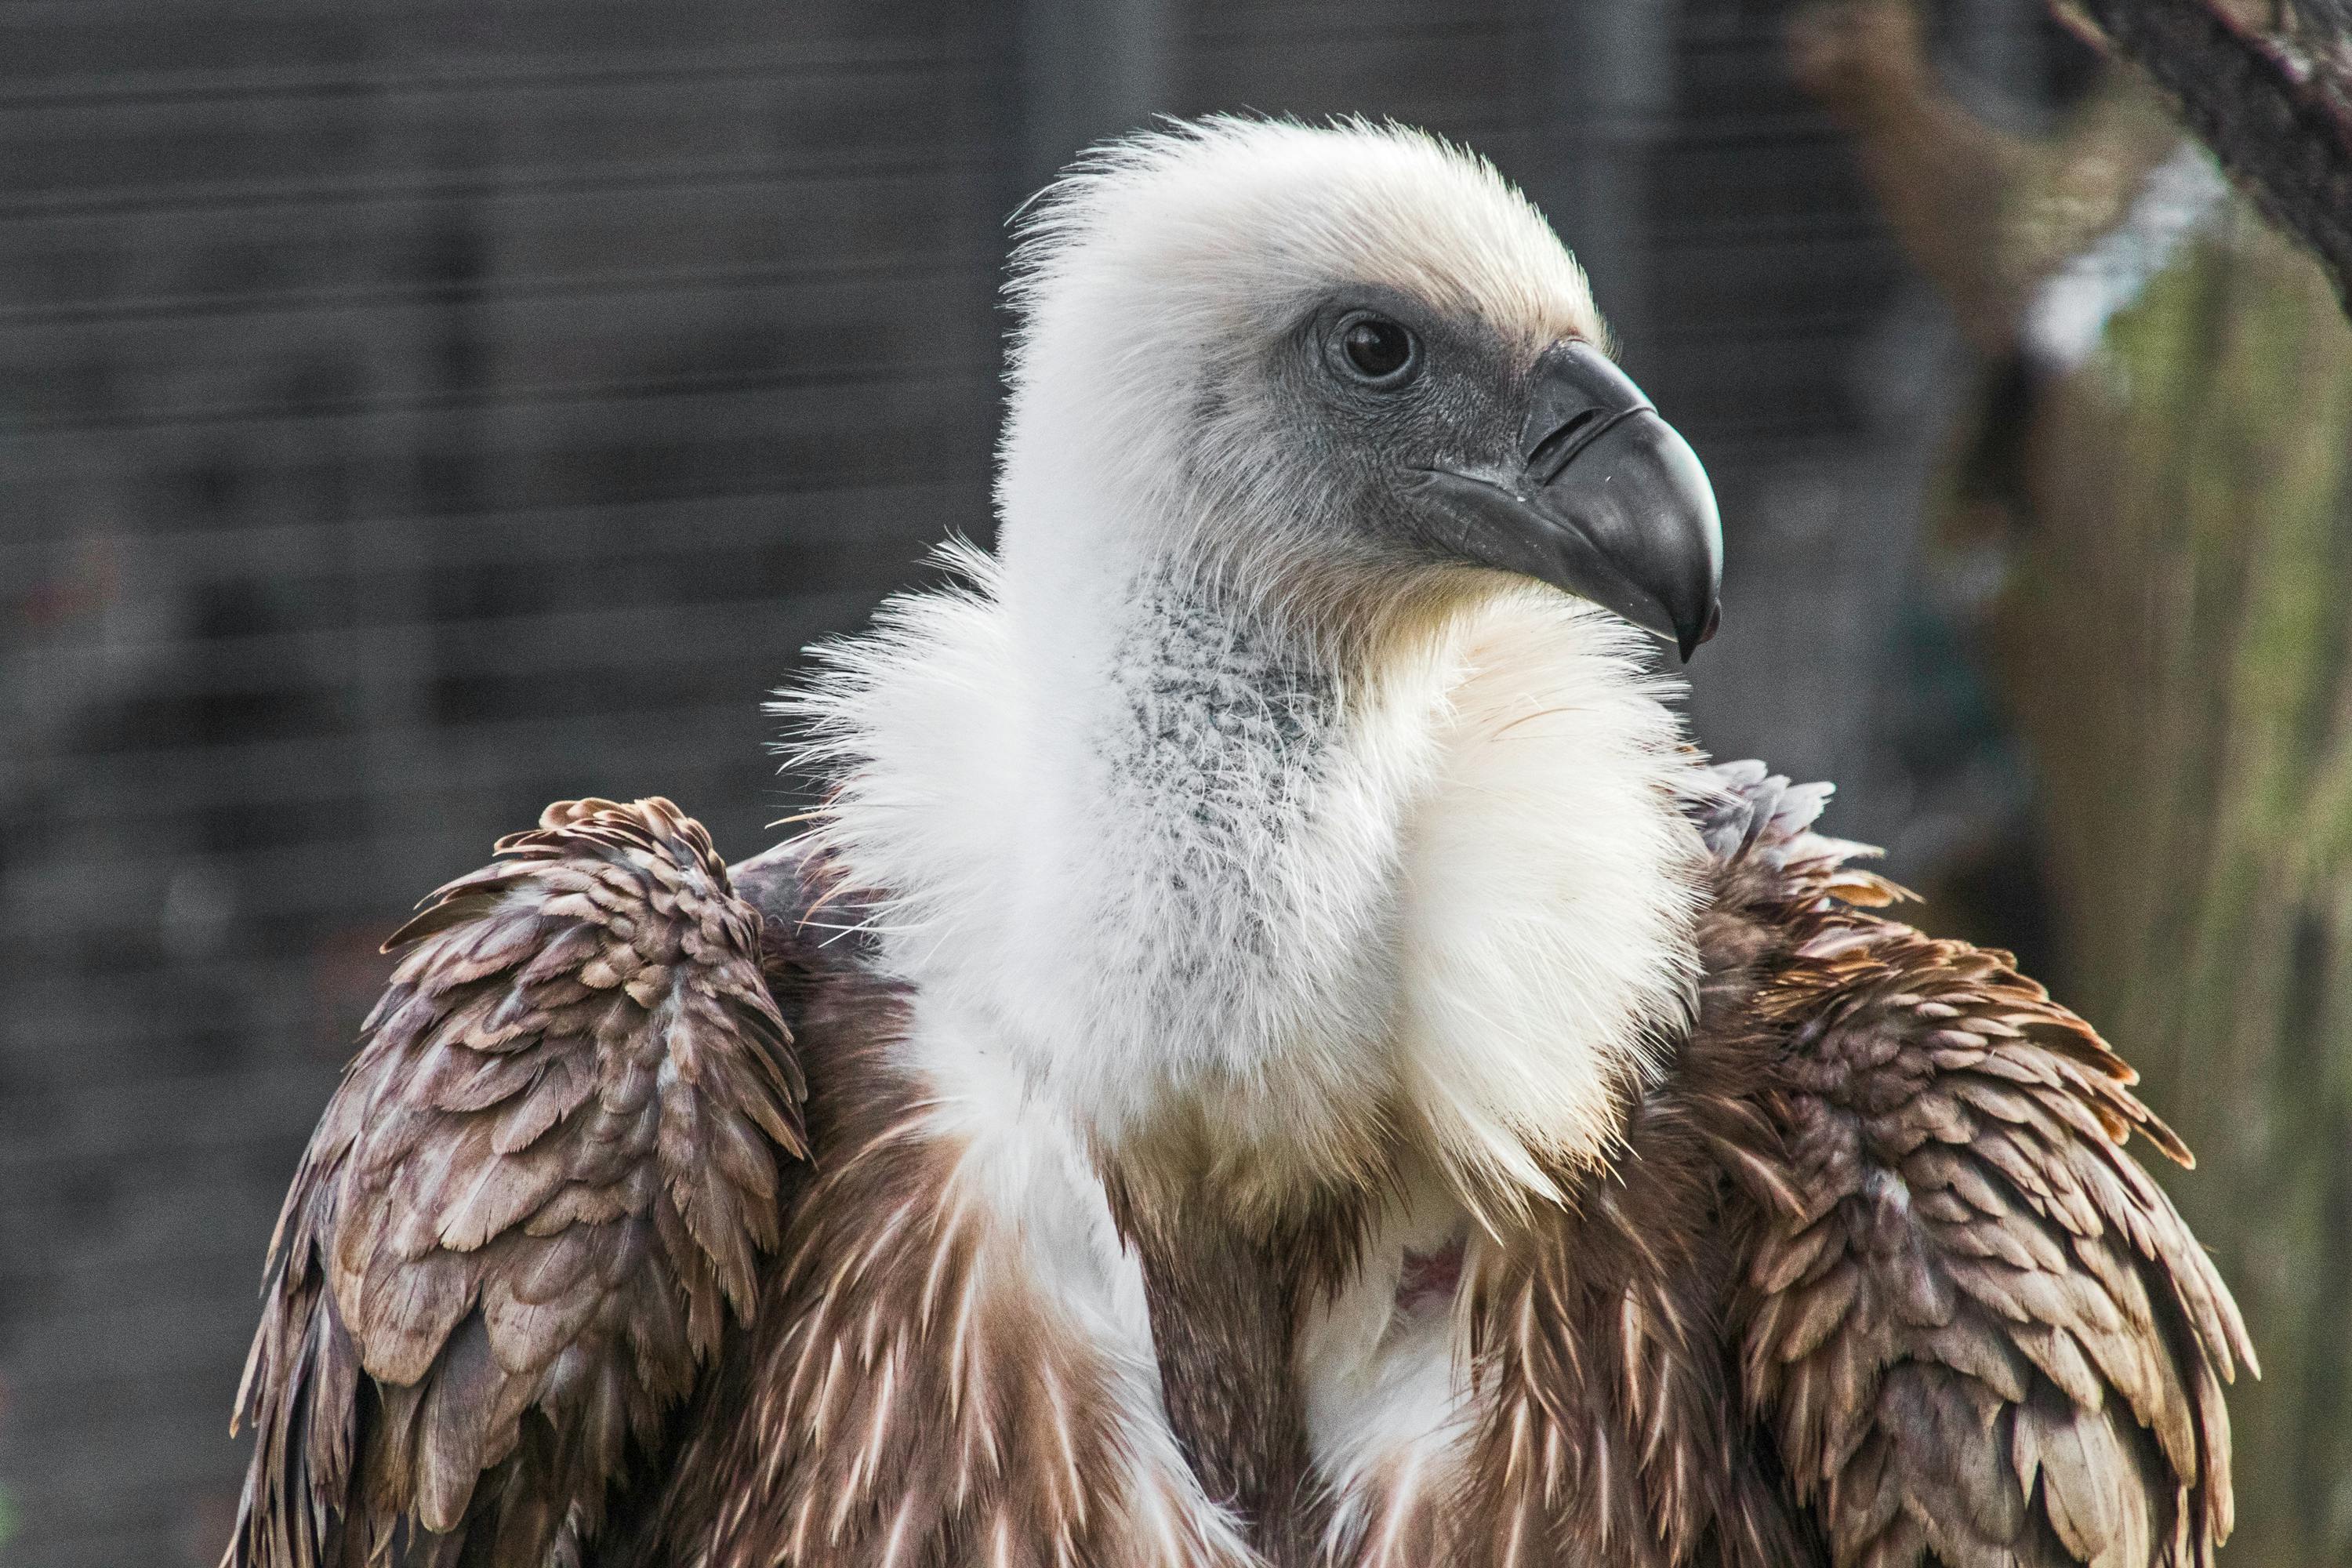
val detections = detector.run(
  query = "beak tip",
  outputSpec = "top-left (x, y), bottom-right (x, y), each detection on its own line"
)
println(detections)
top-left (1675, 598), bottom-right (1722, 662)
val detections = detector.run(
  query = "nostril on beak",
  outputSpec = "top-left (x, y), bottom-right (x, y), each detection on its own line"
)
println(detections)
top-left (1523, 408), bottom-right (1602, 486)
top-left (1517, 342), bottom-right (1661, 488)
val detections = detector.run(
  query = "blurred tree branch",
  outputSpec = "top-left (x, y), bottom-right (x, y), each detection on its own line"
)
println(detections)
top-left (1788, 0), bottom-right (2180, 352)
top-left (2057, 0), bottom-right (2352, 311)
top-left (1791, 5), bottom-right (2352, 1559)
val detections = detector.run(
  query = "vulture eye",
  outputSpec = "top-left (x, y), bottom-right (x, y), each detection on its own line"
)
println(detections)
top-left (1333, 313), bottom-right (1418, 387)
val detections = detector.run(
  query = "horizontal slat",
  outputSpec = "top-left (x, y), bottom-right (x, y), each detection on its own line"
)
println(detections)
top-left (1650, 136), bottom-right (1872, 224)
top-left (1, 56), bottom-right (999, 203)
top-left (0, 169), bottom-right (997, 326)
top-left (0, 0), bottom-right (993, 87)
top-left (0, 1202), bottom-right (292, 1325)
top-left (1189, 10), bottom-right (1518, 45)
top-left (6, 683), bottom-right (836, 828)
top-left (1187, 0), bottom-right (1520, 31)
top-left (9, 590), bottom-right (909, 710)
top-left (5, 1388), bottom-right (259, 1518)
top-left (0, 245), bottom-right (996, 330)
top-left (12, 684), bottom-right (822, 818)
top-left (8, 735), bottom-right (838, 935)
top-left (0, 140), bottom-right (998, 225)
top-left (14, 479), bottom-right (967, 583)
top-left (0, 1506), bottom-right (228, 1568)
top-left (0, 38), bottom-right (975, 110)
top-left (5, 774), bottom-right (797, 922)
top-left (5, 266), bottom-right (997, 426)
top-left (0, 956), bottom-right (419, 1059)
top-left (1174, 28), bottom-right (1536, 130)
top-left (0, 1064), bottom-right (333, 1173)
top-left (9, 1285), bottom-right (258, 1395)
top-left (5, 368), bottom-right (999, 498)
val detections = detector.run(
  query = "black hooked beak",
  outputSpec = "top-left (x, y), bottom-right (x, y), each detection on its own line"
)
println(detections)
top-left (1414, 342), bottom-right (1722, 660)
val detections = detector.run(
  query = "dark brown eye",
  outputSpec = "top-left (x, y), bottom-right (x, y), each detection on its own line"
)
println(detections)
top-left (1336, 314), bottom-right (1417, 385)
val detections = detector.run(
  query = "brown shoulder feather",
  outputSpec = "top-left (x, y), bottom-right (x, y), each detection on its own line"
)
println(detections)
top-left (1708, 763), bottom-right (2254, 1568)
top-left (612, 840), bottom-right (1258, 1568)
top-left (1441, 764), bottom-right (1845, 1568)
top-left (224, 798), bottom-right (808, 1568)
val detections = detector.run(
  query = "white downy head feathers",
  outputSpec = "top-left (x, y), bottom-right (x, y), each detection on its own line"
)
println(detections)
top-left (782, 118), bottom-right (1708, 1218)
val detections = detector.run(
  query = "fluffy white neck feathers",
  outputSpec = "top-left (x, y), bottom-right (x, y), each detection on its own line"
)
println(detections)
top-left (786, 549), bottom-right (1707, 1218)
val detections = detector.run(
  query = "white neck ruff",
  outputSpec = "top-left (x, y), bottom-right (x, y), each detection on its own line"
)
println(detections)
top-left (783, 546), bottom-right (1708, 1218)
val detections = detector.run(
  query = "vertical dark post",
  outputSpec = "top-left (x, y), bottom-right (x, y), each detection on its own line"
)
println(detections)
top-left (1018, 0), bottom-right (1174, 199)
top-left (990, 0), bottom-right (1172, 449)
top-left (1532, 1), bottom-right (1672, 377)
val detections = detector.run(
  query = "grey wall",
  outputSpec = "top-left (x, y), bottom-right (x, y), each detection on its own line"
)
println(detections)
top-left (0, 2), bottom-right (1985, 1561)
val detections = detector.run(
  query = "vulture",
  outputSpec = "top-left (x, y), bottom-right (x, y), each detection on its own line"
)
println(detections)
top-left (225, 118), bottom-right (2252, 1568)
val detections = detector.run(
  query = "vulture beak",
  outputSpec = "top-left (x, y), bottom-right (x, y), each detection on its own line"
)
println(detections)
top-left (1414, 342), bottom-right (1723, 660)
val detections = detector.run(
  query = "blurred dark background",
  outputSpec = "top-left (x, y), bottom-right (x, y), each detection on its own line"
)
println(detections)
top-left (5, 1), bottom-right (2347, 1564)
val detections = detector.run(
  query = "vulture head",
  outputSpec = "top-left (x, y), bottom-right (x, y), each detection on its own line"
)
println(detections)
top-left (997, 116), bottom-right (1722, 662)
top-left (807, 118), bottom-right (1725, 1213)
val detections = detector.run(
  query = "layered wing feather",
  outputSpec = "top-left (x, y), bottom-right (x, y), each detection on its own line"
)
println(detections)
top-left (1706, 765), bottom-right (2255, 1568)
top-left (225, 798), bottom-right (808, 1568)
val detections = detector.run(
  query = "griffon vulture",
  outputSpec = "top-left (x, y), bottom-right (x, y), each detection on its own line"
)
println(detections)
top-left (224, 118), bottom-right (2250, 1568)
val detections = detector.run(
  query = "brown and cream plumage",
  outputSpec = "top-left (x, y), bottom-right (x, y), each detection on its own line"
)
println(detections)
top-left (228, 800), bottom-right (806, 1567)
top-left (226, 118), bottom-right (2249, 1568)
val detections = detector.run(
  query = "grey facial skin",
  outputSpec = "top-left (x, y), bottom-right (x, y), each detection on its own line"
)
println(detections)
top-left (1264, 291), bottom-right (1723, 661)
top-left (1412, 341), bottom-right (1722, 662)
